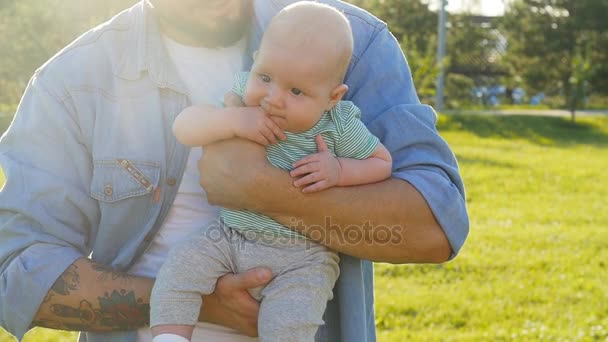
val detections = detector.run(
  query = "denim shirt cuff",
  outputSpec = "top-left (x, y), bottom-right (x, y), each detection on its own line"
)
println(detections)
top-left (392, 170), bottom-right (469, 259)
top-left (1, 246), bottom-right (82, 340)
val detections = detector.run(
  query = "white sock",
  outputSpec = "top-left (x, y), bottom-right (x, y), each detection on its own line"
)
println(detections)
top-left (152, 333), bottom-right (190, 342)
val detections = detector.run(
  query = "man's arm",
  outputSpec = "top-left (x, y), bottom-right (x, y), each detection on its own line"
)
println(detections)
top-left (198, 26), bottom-right (468, 264)
top-left (31, 258), bottom-right (153, 332)
top-left (0, 75), bottom-right (269, 338)
top-left (199, 140), bottom-right (450, 264)
top-left (31, 258), bottom-right (270, 336)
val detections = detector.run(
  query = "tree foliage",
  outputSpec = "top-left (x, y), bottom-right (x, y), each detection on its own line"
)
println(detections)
top-left (500, 0), bottom-right (608, 108)
top-left (349, 0), bottom-right (502, 107)
top-left (0, 0), bottom-right (137, 105)
top-left (1, 0), bottom-right (606, 111)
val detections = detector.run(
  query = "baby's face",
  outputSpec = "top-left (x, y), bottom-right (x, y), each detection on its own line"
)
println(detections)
top-left (243, 40), bottom-right (341, 133)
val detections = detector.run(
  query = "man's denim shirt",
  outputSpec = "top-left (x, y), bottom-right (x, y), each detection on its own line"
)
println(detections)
top-left (0, 1), bottom-right (469, 341)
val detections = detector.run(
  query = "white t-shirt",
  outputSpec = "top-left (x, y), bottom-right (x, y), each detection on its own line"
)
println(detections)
top-left (130, 35), bottom-right (257, 342)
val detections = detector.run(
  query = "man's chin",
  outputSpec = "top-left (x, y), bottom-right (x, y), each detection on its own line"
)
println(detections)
top-left (155, 1), bottom-right (252, 48)
top-left (198, 23), bottom-right (249, 47)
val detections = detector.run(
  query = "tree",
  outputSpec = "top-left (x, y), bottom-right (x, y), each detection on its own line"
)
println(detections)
top-left (500, 0), bottom-right (608, 109)
top-left (0, 0), bottom-right (138, 105)
top-left (350, 0), bottom-right (504, 108)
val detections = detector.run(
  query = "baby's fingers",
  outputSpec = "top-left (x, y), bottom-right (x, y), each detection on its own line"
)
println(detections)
top-left (265, 118), bottom-right (286, 141)
top-left (292, 154), bottom-right (319, 169)
top-left (260, 126), bottom-right (277, 145)
top-left (302, 180), bottom-right (330, 193)
top-left (293, 171), bottom-right (322, 188)
top-left (250, 132), bottom-right (271, 146)
top-left (290, 161), bottom-right (319, 178)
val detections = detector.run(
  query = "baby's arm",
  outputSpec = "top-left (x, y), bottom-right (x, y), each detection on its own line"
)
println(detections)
top-left (336, 142), bottom-right (392, 185)
top-left (173, 105), bottom-right (237, 146)
top-left (173, 98), bottom-right (285, 147)
top-left (291, 135), bottom-right (392, 193)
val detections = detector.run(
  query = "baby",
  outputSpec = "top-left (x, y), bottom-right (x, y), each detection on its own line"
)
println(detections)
top-left (150, 2), bottom-right (392, 342)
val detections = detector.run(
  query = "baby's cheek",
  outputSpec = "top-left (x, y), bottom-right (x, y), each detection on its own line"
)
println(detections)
top-left (242, 86), bottom-right (259, 107)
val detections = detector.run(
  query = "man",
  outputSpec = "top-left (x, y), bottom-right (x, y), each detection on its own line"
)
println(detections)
top-left (0, 0), bottom-right (469, 341)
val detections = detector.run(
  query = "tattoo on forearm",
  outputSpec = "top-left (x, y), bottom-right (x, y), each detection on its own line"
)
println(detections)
top-left (50, 264), bottom-right (80, 295)
top-left (97, 290), bottom-right (149, 328)
top-left (37, 263), bottom-right (149, 331)
top-left (41, 292), bottom-right (54, 304)
top-left (92, 264), bottom-right (131, 284)
top-left (42, 290), bottom-right (149, 331)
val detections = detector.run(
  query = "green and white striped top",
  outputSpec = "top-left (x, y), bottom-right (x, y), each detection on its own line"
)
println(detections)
top-left (221, 72), bottom-right (380, 238)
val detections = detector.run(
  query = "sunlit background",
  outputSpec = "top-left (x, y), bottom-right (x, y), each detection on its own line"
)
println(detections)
top-left (0, 0), bottom-right (606, 341)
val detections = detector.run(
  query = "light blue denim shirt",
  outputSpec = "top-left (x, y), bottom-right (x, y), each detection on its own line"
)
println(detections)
top-left (0, 1), bottom-right (468, 341)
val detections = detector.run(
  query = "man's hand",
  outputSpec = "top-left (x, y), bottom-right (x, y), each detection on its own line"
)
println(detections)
top-left (199, 138), bottom-right (272, 210)
top-left (199, 268), bottom-right (272, 337)
top-left (290, 135), bottom-right (342, 193)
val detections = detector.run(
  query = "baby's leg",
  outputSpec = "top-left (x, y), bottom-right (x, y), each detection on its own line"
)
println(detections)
top-left (150, 225), bottom-right (234, 341)
top-left (256, 244), bottom-right (339, 342)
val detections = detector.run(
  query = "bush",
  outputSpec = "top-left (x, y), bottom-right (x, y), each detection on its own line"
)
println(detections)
top-left (445, 73), bottom-right (475, 109)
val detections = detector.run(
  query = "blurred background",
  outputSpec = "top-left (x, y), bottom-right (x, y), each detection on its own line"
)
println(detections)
top-left (0, 0), bottom-right (607, 341)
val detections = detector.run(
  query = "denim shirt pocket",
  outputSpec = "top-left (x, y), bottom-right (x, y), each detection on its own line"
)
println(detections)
top-left (90, 159), bottom-right (160, 202)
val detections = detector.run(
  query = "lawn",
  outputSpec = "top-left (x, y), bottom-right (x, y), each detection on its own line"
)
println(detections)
top-left (1, 114), bottom-right (607, 341)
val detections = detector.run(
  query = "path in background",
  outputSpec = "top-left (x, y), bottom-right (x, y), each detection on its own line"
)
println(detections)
top-left (444, 108), bottom-right (608, 117)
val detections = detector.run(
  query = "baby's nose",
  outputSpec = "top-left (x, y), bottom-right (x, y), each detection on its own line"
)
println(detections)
top-left (265, 86), bottom-right (285, 108)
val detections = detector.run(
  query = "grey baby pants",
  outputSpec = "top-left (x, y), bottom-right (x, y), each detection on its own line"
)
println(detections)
top-left (150, 223), bottom-right (340, 342)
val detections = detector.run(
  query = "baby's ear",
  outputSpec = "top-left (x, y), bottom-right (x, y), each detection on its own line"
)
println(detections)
top-left (326, 84), bottom-right (349, 110)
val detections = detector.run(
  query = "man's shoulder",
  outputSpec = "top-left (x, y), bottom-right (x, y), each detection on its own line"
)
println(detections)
top-left (34, 2), bottom-right (142, 84)
top-left (268, 1), bottom-right (385, 29)
top-left (317, 0), bottom-right (385, 29)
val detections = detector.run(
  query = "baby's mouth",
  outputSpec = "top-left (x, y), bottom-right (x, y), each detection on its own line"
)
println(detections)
top-left (269, 115), bottom-right (288, 130)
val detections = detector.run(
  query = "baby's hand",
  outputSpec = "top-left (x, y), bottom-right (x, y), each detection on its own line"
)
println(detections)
top-left (290, 135), bottom-right (342, 193)
top-left (224, 91), bottom-right (245, 107)
top-left (232, 107), bottom-right (286, 146)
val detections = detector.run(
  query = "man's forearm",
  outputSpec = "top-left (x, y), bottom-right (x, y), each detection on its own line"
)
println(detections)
top-left (32, 258), bottom-right (153, 332)
top-left (257, 167), bottom-right (451, 263)
top-left (200, 140), bottom-right (452, 264)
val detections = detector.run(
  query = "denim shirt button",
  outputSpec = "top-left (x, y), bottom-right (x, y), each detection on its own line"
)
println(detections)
top-left (166, 177), bottom-right (177, 186)
top-left (104, 184), bottom-right (113, 196)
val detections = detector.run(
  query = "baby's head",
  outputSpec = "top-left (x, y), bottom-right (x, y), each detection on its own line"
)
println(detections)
top-left (243, 2), bottom-right (353, 133)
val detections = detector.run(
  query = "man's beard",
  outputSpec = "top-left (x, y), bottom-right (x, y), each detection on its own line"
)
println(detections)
top-left (155, 2), bottom-right (252, 48)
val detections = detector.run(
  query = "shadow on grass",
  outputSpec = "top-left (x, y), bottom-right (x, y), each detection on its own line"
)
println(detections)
top-left (437, 114), bottom-right (608, 147)
top-left (454, 156), bottom-right (517, 169)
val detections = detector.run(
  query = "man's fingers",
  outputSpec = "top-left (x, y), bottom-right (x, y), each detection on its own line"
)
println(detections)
top-left (315, 134), bottom-right (329, 152)
top-left (221, 268), bottom-right (273, 290)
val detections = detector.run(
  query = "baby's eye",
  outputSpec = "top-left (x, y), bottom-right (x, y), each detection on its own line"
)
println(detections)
top-left (291, 88), bottom-right (303, 96)
top-left (260, 75), bottom-right (271, 83)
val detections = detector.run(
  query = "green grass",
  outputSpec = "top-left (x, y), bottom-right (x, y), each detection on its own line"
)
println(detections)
top-left (375, 114), bottom-right (608, 341)
top-left (1, 114), bottom-right (608, 341)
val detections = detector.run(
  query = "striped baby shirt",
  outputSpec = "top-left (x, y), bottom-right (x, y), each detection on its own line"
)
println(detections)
top-left (221, 72), bottom-right (380, 238)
